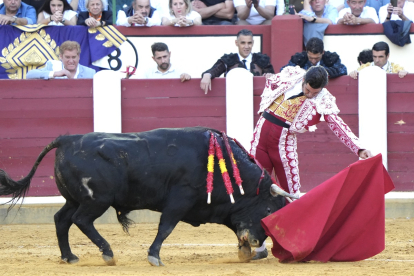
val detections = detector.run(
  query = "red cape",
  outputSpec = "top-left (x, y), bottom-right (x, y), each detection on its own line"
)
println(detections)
top-left (261, 154), bottom-right (394, 262)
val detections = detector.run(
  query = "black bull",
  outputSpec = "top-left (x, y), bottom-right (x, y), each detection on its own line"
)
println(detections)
top-left (0, 127), bottom-right (286, 266)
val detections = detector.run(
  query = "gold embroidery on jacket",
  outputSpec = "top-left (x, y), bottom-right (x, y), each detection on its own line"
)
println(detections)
top-left (268, 94), bottom-right (306, 123)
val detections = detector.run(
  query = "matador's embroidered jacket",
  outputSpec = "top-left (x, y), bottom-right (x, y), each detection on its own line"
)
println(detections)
top-left (251, 66), bottom-right (364, 196)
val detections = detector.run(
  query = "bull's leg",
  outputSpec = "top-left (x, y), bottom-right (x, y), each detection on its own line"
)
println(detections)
top-left (71, 203), bottom-right (115, 265)
top-left (148, 188), bottom-right (195, 267)
top-left (54, 201), bottom-right (79, 263)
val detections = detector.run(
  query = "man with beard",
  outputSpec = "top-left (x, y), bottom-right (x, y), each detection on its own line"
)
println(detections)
top-left (337, 0), bottom-right (379, 25)
top-left (26, 41), bottom-right (96, 79)
top-left (116, 0), bottom-right (161, 27)
top-left (141, 42), bottom-right (191, 82)
top-left (249, 65), bottom-right (372, 260)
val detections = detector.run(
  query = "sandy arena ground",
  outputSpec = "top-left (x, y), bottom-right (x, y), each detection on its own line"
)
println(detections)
top-left (0, 219), bottom-right (413, 275)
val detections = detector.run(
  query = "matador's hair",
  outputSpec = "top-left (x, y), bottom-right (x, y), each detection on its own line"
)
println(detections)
top-left (305, 66), bottom-right (329, 89)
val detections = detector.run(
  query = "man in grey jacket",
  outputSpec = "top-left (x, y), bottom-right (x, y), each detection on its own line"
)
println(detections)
top-left (26, 41), bottom-right (96, 79)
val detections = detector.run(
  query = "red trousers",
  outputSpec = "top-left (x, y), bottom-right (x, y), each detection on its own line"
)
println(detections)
top-left (250, 116), bottom-right (300, 197)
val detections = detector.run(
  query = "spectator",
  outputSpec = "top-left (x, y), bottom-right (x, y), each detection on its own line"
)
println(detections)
top-left (67, 0), bottom-right (108, 12)
top-left (37, 0), bottom-right (77, 25)
top-left (140, 42), bottom-right (191, 82)
top-left (281, 37), bottom-right (347, 78)
top-left (191, 0), bottom-right (234, 25)
top-left (349, 41), bottom-right (408, 79)
top-left (116, 0), bottom-right (161, 27)
top-left (341, 0), bottom-right (390, 15)
top-left (0, 0), bottom-right (37, 25)
top-left (200, 29), bottom-right (275, 94)
top-left (299, 0), bottom-right (338, 24)
top-left (233, 0), bottom-right (282, 25)
top-left (26, 41), bottom-right (96, 79)
top-left (23, 0), bottom-right (47, 14)
top-left (337, 0), bottom-right (379, 25)
top-left (379, 0), bottom-right (414, 22)
top-left (162, 0), bottom-right (202, 26)
top-left (77, 0), bottom-right (112, 27)
top-left (357, 49), bottom-right (373, 65)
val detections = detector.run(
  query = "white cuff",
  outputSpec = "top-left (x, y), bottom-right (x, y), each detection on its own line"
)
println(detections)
top-left (49, 71), bottom-right (54, 79)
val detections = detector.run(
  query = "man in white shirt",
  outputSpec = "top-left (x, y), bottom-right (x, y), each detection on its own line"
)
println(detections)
top-left (142, 42), bottom-right (191, 82)
top-left (337, 0), bottom-right (379, 25)
top-left (233, 0), bottom-right (283, 25)
top-left (116, 0), bottom-right (161, 27)
top-left (379, 0), bottom-right (414, 22)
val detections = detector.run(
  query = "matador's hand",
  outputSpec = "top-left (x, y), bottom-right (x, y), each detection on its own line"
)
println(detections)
top-left (359, 149), bottom-right (373, 159)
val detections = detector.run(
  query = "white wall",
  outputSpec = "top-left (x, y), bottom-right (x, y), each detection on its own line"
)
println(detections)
top-left (110, 35), bottom-right (262, 79)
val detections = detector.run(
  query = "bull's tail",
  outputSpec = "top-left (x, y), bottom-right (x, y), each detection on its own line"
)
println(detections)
top-left (115, 209), bottom-right (135, 234)
top-left (0, 140), bottom-right (59, 211)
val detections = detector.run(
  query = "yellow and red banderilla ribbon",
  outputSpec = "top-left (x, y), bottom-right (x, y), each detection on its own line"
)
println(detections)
top-left (207, 132), bottom-right (242, 204)
top-left (206, 133), bottom-right (215, 204)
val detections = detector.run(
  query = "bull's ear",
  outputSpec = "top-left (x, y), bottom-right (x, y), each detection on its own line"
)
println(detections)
top-left (270, 184), bottom-right (299, 200)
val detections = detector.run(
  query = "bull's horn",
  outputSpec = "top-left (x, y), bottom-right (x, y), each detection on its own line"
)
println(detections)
top-left (270, 184), bottom-right (299, 200)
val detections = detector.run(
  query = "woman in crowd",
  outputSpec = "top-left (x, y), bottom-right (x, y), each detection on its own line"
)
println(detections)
top-left (37, 0), bottom-right (77, 26)
top-left (77, 0), bottom-right (112, 27)
top-left (162, 0), bottom-right (201, 27)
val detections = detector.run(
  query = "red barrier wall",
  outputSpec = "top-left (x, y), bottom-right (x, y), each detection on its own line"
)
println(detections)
top-left (0, 79), bottom-right (94, 196)
top-left (1, 75), bottom-right (413, 196)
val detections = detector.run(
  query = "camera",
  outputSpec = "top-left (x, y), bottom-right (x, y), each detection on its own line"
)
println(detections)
top-left (289, 5), bottom-right (295, 15)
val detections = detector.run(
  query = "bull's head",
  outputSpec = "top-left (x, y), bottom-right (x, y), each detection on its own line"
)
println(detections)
top-left (233, 184), bottom-right (299, 261)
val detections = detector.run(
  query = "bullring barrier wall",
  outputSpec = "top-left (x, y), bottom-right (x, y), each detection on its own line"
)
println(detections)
top-left (1, 75), bottom-right (413, 197)
top-left (0, 18), bottom-right (413, 222)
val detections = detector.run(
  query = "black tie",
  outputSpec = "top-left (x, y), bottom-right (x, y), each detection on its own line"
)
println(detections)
top-left (242, 59), bottom-right (247, 69)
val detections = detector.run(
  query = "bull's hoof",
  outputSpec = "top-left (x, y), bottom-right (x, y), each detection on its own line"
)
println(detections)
top-left (60, 254), bottom-right (79, 264)
top-left (102, 254), bottom-right (116, 266)
top-left (148, 256), bottom-right (165, 267)
top-left (251, 248), bottom-right (268, 260)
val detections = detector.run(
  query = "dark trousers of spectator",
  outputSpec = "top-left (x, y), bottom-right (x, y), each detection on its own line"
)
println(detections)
top-left (202, 19), bottom-right (233, 25)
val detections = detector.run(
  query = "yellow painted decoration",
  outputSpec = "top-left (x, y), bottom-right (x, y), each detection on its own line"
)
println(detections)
top-left (207, 155), bottom-right (215, 172)
top-left (13, 37), bottom-right (20, 47)
top-left (20, 32), bottom-right (26, 42)
top-left (39, 29), bottom-right (46, 38)
top-left (2, 47), bottom-right (9, 57)
top-left (231, 153), bottom-right (236, 165)
top-left (45, 34), bottom-right (51, 43)
top-left (218, 159), bottom-right (228, 173)
top-left (96, 34), bottom-right (105, 41)
top-left (1, 63), bottom-right (11, 69)
top-left (103, 41), bottom-right (113, 48)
